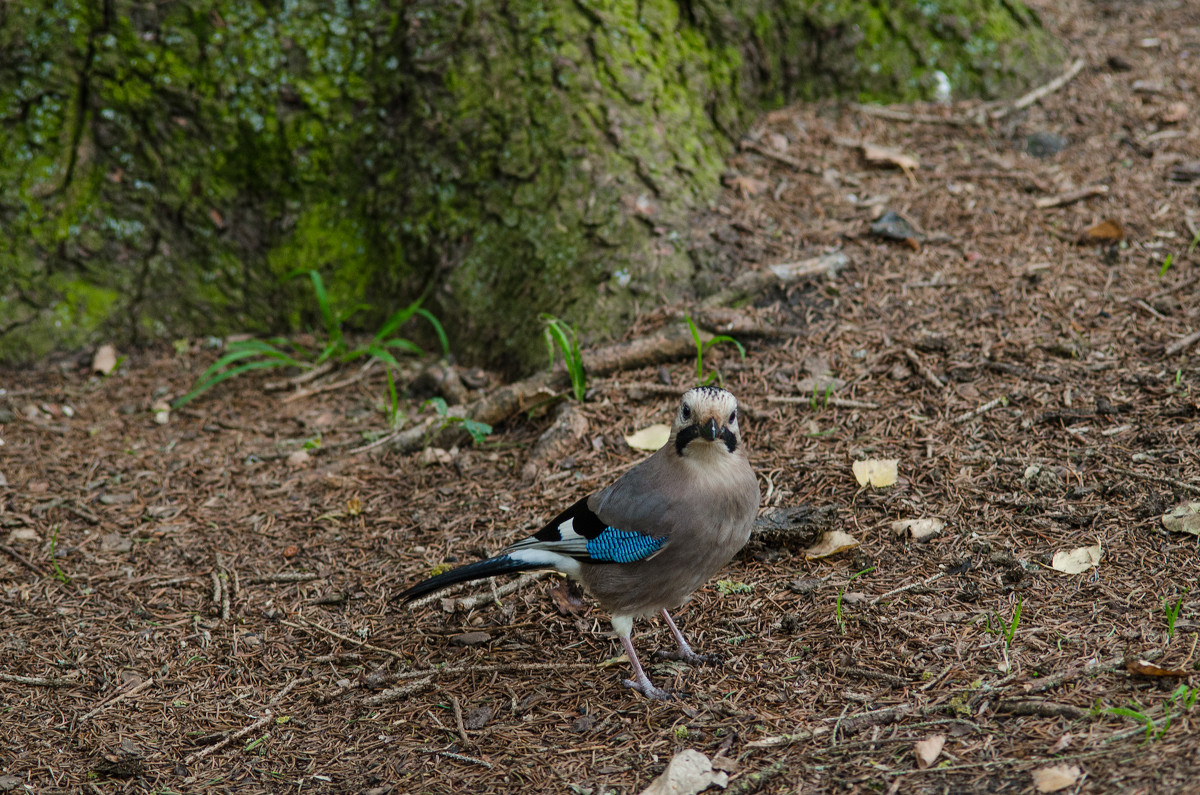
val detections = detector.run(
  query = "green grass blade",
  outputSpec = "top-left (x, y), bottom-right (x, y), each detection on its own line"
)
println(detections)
top-left (374, 300), bottom-right (422, 342)
top-left (706, 334), bottom-right (747, 359)
top-left (172, 360), bottom-right (294, 407)
top-left (382, 338), bottom-right (423, 356)
top-left (416, 308), bottom-right (450, 356)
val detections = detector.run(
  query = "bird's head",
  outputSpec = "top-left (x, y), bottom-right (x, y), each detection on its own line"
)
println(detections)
top-left (672, 386), bottom-right (742, 457)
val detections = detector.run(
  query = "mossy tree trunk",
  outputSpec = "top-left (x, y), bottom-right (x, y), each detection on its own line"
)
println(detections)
top-left (0, 0), bottom-right (1062, 369)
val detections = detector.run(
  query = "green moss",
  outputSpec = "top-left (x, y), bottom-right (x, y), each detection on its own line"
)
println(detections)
top-left (0, 0), bottom-right (1063, 367)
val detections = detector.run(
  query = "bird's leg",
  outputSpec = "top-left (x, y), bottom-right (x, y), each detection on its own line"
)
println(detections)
top-left (654, 609), bottom-right (724, 666)
top-left (613, 616), bottom-right (673, 700)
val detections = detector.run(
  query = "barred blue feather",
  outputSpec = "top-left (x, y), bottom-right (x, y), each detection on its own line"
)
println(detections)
top-left (586, 527), bottom-right (667, 563)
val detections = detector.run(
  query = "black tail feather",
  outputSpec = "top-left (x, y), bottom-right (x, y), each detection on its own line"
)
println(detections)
top-left (396, 555), bottom-right (544, 603)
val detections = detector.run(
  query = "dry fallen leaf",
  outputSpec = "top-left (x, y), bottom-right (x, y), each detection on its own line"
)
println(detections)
top-left (638, 749), bottom-right (728, 795)
top-left (1079, 218), bottom-right (1124, 244)
top-left (726, 174), bottom-right (770, 198)
top-left (853, 458), bottom-right (899, 488)
top-left (914, 734), bottom-right (945, 769)
top-left (1126, 659), bottom-right (1191, 678)
top-left (1047, 733), bottom-right (1072, 754)
top-left (1162, 502), bottom-right (1200, 536)
top-left (892, 518), bottom-right (944, 541)
top-left (1032, 763), bottom-right (1082, 793)
top-left (804, 530), bottom-right (861, 560)
top-left (861, 142), bottom-right (919, 172)
top-left (1050, 544), bottom-right (1102, 574)
top-left (92, 344), bottom-right (118, 375)
top-left (1161, 101), bottom-right (1189, 123)
top-left (287, 450), bottom-right (310, 467)
top-left (624, 423), bottom-right (670, 452)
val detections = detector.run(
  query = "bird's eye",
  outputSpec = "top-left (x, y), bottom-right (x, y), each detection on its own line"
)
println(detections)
top-left (681, 404), bottom-right (691, 420)
top-left (729, 410), bottom-right (737, 423)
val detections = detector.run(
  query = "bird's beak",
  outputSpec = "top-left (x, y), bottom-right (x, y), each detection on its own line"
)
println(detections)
top-left (700, 417), bottom-right (720, 441)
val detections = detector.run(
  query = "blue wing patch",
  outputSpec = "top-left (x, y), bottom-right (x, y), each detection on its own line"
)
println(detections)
top-left (585, 527), bottom-right (666, 563)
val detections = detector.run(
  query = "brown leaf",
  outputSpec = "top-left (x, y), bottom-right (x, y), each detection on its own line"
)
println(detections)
top-left (725, 174), bottom-right (769, 198)
top-left (914, 734), bottom-right (945, 769)
top-left (1032, 763), bottom-right (1082, 793)
top-left (1079, 219), bottom-right (1124, 244)
top-left (1126, 658), bottom-right (1191, 678)
top-left (450, 631), bottom-right (492, 646)
top-left (1161, 101), bottom-right (1189, 124)
top-left (861, 142), bottom-right (919, 172)
top-left (548, 579), bottom-right (586, 616)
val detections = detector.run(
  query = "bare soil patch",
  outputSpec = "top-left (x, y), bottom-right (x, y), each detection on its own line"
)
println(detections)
top-left (3, 1), bottom-right (1199, 792)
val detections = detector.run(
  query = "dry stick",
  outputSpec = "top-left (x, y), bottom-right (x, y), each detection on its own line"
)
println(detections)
top-left (1035, 184), bottom-right (1108, 209)
top-left (700, 252), bottom-right (848, 309)
top-left (952, 395), bottom-right (1008, 425)
top-left (431, 750), bottom-right (494, 769)
top-left (364, 676), bottom-right (435, 706)
top-left (989, 58), bottom-right (1086, 119)
top-left (1164, 328), bottom-right (1200, 356)
top-left (903, 347), bottom-right (945, 389)
top-left (185, 711), bottom-right (274, 765)
top-left (1107, 465), bottom-right (1200, 497)
top-left (395, 661), bottom-right (594, 681)
top-left (406, 571), bottom-right (551, 612)
top-left (851, 103), bottom-right (967, 126)
top-left (0, 544), bottom-right (42, 576)
top-left (767, 395), bottom-right (881, 410)
top-left (281, 618), bottom-right (408, 662)
top-left (451, 695), bottom-right (469, 746)
top-left (870, 571), bottom-right (948, 605)
top-left (739, 139), bottom-right (807, 169)
top-left (281, 365), bottom-right (374, 405)
top-left (995, 700), bottom-right (1088, 720)
top-left (1024, 650), bottom-right (1164, 694)
top-left (246, 572), bottom-right (322, 585)
top-left (79, 677), bottom-right (155, 723)
top-left (0, 671), bottom-right (80, 688)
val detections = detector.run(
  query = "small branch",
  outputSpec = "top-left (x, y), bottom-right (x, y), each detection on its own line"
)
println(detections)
top-left (1035, 184), bottom-right (1108, 209)
top-left (870, 571), bottom-right (948, 605)
top-left (1164, 329), bottom-right (1200, 357)
top-left (995, 700), bottom-right (1088, 720)
top-left (1024, 650), bottom-right (1163, 694)
top-left (429, 750), bottom-right (494, 769)
top-left (363, 677), bottom-right (434, 706)
top-left (739, 139), bottom-right (806, 169)
top-left (0, 544), bottom-right (43, 576)
top-left (767, 395), bottom-right (880, 410)
top-left (394, 661), bottom-right (595, 681)
top-left (451, 695), bottom-right (469, 746)
top-left (0, 671), bottom-right (81, 688)
top-left (904, 347), bottom-right (945, 390)
top-left (79, 677), bottom-right (155, 723)
top-left (1106, 465), bottom-right (1200, 497)
top-left (986, 360), bottom-right (1060, 384)
top-left (952, 396), bottom-right (1008, 425)
top-left (281, 617), bottom-right (408, 661)
top-left (185, 711), bottom-right (274, 764)
top-left (990, 58), bottom-right (1086, 119)
top-left (245, 572), bottom-right (323, 585)
top-left (404, 571), bottom-right (552, 612)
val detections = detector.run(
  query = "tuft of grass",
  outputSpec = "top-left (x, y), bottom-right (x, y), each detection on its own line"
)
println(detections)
top-left (1160, 252), bottom-right (1174, 277)
top-left (49, 525), bottom-right (71, 584)
top-left (685, 315), bottom-right (745, 386)
top-left (835, 566), bottom-right (875, 634)
top-left (984, 596), bottom-right (1022, 671)
top-left (425, 397), bottom-right (492, 445)
top-left (541, 315), bottom-right (586, 402)
top-left (1164, 589), bottom-right (1189, 641)
top-left (174, 270), bottom-right (447, 409)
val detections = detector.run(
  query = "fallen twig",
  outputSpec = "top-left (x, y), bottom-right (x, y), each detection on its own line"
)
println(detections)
top-left (185, 711), bottom-right (274, 764)
top-left (1024, 650), bottom-right (1164, 694)
top-left (1164, 329), bottom-right (1200, 357)
top-left (767, 395), bottom-right (881, 410)
top-left (1035, 184), bottom-right (1108, 209)
top-left (0, 671), bottom-right (81, 688)
top-left (952, 396), bottom-right (1008, 425)
top-left (0, 544), bottom-right (42, 576)
top-left (989, 58), bottom-right (1086, 120)
top-left (363, 676), bottom-right (434, 706)
top-left (245, 572), bottom-right (323, 585)
top-left (429, 750), bottom-right (494, 769)
top-left (281, 617), bottom-right (408, 661)
top-left (870, 571), bottom-right (948, 605)
top-left (79, 677), bottom-right (155, 723)
top-left (904, 347), bottom-right (945, 390)
top-left (405, 571), bottom-right (552, 612)
top-left (1106, 465), bottom-right (1200, 497)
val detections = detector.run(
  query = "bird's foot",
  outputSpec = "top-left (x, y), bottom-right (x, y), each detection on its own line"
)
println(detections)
top-left (654, 648), bottom-right (724, 667)
top-left (622, 677), bottom-right (676, 701)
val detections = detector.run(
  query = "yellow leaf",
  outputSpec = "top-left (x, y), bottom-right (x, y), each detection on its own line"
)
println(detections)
top-left (624, 423), bottom-right (670, 451)
top-left (804, 530), bottom-right (860, 560)
top-left (1032, 763), bottom-right (1082, 793)
top-left (1050, 544), bottom-right (1102, 574)
top-left (853, 458), bottom-right (899, 488)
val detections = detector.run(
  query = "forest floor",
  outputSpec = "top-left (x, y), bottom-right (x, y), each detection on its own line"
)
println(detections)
top-left (3, 1), bottom-right (1200, 793)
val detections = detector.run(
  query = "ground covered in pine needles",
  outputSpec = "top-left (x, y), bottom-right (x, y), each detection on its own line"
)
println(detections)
top-left (3, 1), bottom-right (1200, 792)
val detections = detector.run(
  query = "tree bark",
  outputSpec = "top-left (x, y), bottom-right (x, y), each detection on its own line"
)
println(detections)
top-left (0, 0), bottom-right (1063, 367)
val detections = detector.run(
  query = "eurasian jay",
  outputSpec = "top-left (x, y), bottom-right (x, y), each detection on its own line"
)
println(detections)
top-left (397, 386), bottom-right (760, 699)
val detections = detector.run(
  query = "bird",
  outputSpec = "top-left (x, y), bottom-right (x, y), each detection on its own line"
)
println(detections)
top-left (396, 386), bottom-right (760, 700)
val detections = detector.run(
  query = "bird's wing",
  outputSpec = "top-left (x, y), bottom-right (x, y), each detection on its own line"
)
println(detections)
top-left (506, 494), bottom-right (669, 564)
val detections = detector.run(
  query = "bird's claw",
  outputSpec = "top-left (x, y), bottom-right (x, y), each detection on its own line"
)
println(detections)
top-left (622, 678), bottom-right (676, 701)
top-left (654, 648), bottom-right (724, 667)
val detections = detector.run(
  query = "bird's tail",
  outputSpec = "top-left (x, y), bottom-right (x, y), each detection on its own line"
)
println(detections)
top-left (395, 554), bottom-right (547, 603)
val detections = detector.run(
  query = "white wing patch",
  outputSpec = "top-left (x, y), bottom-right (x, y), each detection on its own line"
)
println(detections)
top-left (507, 548), bottom-right (582, 577)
